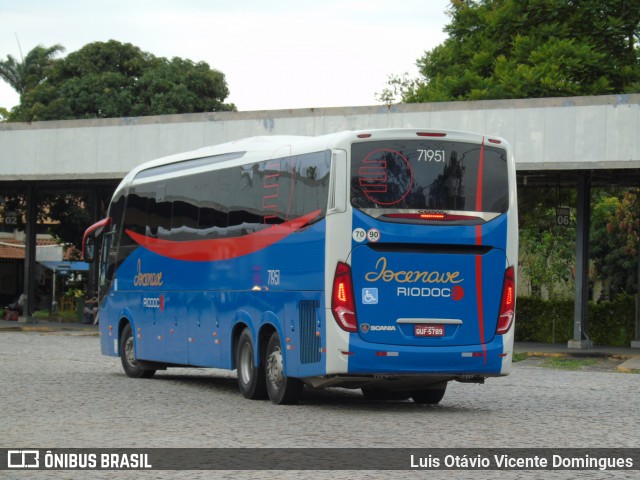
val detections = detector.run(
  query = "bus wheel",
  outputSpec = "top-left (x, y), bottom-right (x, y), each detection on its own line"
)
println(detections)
top-left (411, 383), bottom-right (447, 404)
top-left (236, 328), bottom-right (267, 400)
top-left (361, 387), bottom-right (410, 401)
top-left (120, 323), bottom-right (155, 379)
top-left (265, 331), bottom-right (303, 405)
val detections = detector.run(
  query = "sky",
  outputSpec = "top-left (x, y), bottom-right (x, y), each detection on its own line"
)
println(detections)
top-left (0, 0), bottom-right (451, 112)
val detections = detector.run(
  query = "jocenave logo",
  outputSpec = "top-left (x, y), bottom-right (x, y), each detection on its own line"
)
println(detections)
top-left (133, 259), bottom-right (164, 287)
top-left (364, 257), bottom-right (463, 284)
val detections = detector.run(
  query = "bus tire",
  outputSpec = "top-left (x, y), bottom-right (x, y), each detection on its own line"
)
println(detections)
top-left (236, 328), bottom-right (267, 400)
top-left (120, 323), bottom-right (155, 379)
top-left (411, 383), bottom-right (447, 404)
top-left (265, 331), bottom-right (303, 405)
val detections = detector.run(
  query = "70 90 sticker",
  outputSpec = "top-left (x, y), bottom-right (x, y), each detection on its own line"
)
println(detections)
top-left (353, 228), bottom-right (366, 243)
top-left (352, 228), bottom-right (382, 243)
top-left (367, 228), bottom-right (381, 242)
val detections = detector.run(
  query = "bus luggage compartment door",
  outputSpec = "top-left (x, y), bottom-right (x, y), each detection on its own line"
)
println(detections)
top-left (351, 244), bottom-right (506, 347)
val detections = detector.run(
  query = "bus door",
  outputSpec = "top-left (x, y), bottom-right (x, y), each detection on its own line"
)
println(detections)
top-left (349, 136), bottom-right (511, 349)
top-left (186, 293), bottom-right (219, 367)
top-left (163, 292), bottom-right (188, 364)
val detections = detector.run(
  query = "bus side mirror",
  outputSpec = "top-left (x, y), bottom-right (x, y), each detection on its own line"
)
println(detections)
top-left (82, 217), bottom-right (112, 263)
top-left (83, 237), bottom-right (96, 263)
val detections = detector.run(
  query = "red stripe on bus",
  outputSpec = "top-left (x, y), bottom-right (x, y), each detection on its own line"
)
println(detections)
top-left (475, 138), bottom-right (487, 363)
top-left (476, 138), bottom-right (485, 212)
top-left (475, 250), bottom-right (487, 364)
top-left (126, 209), bottom-right (321, 262)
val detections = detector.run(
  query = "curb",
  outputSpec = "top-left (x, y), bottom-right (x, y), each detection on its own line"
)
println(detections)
top-left (0, 322), bottom-right (99, 334)
top-left (616, 358), bottom-right (640, 374)
top-left (516, 351), bottom-right (640, 373)
top-left (520, 351), bottom-right (638, 360)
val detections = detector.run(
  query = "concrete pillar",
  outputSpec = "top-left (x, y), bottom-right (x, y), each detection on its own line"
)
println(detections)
top-left (20, 183), bottom-right (37, 322)
top-left (568, 173), bottom-right (591, 349)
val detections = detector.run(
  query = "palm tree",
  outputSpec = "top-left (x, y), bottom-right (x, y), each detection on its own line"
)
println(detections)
top-left (0, 43), bottom-right (65, 94)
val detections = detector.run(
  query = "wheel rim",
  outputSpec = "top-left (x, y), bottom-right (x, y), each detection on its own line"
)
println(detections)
top-left (124, 335), bottom-right (136, 366)
top-left (239, 341), bottom-right (253, 385)
top-left (266, 345), bottom-right (284, 390)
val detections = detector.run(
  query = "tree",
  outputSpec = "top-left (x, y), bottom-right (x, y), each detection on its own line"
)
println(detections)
top-left (0, 43), bottom-right (65, 95)
top-left (1, 188), bottom-right (113, 251)
top-left (609, 188), bottom-right (640, 257)
top-left (9, 40), bottom-right (235, 121)
top-left (377, 0), bottom-right (640, 303)
top-left (518, 187), bottom-right (576, 298)
top-left (381, 0), bottom-right (640, 103)
top-left (591, 190), bottom-right (638, 297)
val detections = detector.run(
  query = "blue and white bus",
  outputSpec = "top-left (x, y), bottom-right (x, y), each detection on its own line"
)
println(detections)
top-left (83, 128), bottom-right (518, 405)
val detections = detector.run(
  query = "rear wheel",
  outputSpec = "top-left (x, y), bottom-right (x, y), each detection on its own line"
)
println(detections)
top-left (120, 323), bottom-right (155, 379)
top-left (236, 328), bottom-right (267, 400)
top-left (265, 331), bottom-right (303, 405)
top-left (411, 382), bottom-right (447, 404)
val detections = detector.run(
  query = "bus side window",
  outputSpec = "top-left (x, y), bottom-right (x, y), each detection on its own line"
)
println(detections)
top-left (99, 231), bottom-right (112, 288)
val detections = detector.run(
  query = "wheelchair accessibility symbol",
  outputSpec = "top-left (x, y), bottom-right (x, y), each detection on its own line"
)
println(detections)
top-left (362, 288), bottom-right (378, 305)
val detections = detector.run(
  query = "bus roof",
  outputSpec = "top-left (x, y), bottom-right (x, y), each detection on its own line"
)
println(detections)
top-left (113, 129), bottom-right (505, 199)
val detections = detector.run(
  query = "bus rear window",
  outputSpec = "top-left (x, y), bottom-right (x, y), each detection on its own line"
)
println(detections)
top-left (351, 140), bottom-right (508, 214)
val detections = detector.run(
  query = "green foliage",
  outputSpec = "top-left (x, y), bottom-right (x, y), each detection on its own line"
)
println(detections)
top-left (591, 189), bottom-right (638, 296)
top-left (608, 188), bottom-right (640, 257)
top-left (515, 295), bottom-right (636, 346)
top-left (588, 295), bottom-right (638, 346)
top-left (515, 296), bottom-right (574, 342)
top-left (542, 357), bottom-right (599, 370)
top-left (0, 44), bottom-right (65, 95)
top-left (7, 40), bottom-right (235, 121)
top-left (383, 0), bottom-right (640, 103)
top-left (517, 187), bottom-right (576, 298)
top-left (44, 194), bottom-right (92, 253)
top-left (512, 352), bottom-right (529, 362)
top-left (517, 186), bottom-right (638, 301)
top-left (1, 188), bottom-right (113, 250)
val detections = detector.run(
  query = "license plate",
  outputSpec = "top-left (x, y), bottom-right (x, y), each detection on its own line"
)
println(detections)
top-left (414, 324), bottom-right (444, 337)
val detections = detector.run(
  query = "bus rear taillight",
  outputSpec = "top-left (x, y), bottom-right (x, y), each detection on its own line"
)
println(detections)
top-left (383, 213), bottom-right (480, 222)
top-left (416, 132), bottom-right (447, 137)
top-left (496, 266), bottom-right (515, 334)
top-left (331, 262), bottom-right (358, 332)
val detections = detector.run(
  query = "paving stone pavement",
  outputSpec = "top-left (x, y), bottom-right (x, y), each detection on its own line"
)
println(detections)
top-left (1, 331), bottom-right (638, 480)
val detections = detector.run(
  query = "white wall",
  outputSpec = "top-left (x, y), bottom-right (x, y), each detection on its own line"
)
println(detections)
top-left (1, 95), bottom-right (639, 181)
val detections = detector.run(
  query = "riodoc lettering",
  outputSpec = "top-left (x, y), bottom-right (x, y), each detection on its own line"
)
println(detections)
top-left (398, 287), bottom-right (450, 298)
top-left (134, 259), bottom-right (164, 287)
top-left (143, 298), bottom-right (160, 308)
top-left (365, 257), bottom-right (463, 284)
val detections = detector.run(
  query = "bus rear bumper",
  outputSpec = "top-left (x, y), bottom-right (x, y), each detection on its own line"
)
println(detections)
top-left (339, 335), bottom-right (511, 377)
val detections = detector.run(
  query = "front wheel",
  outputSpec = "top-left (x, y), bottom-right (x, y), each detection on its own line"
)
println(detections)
top-left (265, 331), bottom-right (303, 405)
top-left (120, 323), bottom-right (155, 379)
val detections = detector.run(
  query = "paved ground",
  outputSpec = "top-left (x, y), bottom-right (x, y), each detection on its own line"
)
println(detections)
top-left (3, 318), bottom-right (639, 371)
top-left (1, 328), bottom-right (638, 479)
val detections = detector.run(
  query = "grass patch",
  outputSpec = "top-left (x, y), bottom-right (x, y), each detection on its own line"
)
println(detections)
top-left (542, 357), bottom-right (599, 370)
top-left (32, 310), bottom-right (80, 322)
top-left (512, 352), bottom-right (529, 362)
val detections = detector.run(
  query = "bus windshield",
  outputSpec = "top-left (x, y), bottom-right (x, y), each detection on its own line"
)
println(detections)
top-left (351, 139), bottom-right (509, 216)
